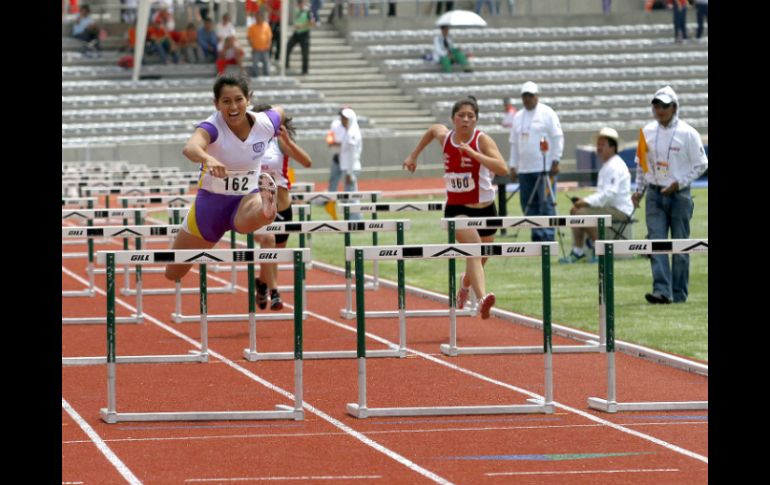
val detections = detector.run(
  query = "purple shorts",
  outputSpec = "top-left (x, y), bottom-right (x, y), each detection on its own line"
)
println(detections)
top-left (182, 188), bottom-right (258, 243)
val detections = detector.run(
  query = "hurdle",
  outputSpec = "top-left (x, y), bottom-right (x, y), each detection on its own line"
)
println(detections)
top-left (439, 215), bottom-right (613, 356)
top-left (345, 242), bottom-right (556, 418)
top-left (62, 224), bottom-right (181, 325)
top-left (81, 185), bottom-right (188, 209)
top-left (332, 201), bottom-right (477, 320)
top-left (587, 239), bottom-right (708, 413)
top-left (237, 221), bottom-right (411, 360)
top-left (97, 247), bottom-right (308, 423)
top-left (62, 208), bottom-right (149, 296)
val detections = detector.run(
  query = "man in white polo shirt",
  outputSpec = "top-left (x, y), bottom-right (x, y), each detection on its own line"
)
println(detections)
top-left (508, 81), bottom-right (564, 241)
top-left (561, 127), bottom-right (633, 263)
top-left (632, 85), bottom-right (708, 304)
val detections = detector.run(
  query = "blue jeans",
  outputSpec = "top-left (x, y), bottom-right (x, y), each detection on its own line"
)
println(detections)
top-left (251, 50), bottom-right (270, 77)
top-left (518, 172), bottom-right (555, 241)
top-left (474, 0), bottom-right (497, 15)
top-left (328, 155), bottom-right (342, 192)
top-left (696, 3), bottom-right (708, 38)
top-left (673, 2), bottom-right (688, 40)
top-left (645, 186), bottom-right (694, 302)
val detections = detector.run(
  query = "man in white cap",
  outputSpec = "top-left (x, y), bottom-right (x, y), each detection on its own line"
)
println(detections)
top-left (508, 81), bottom-right (564, 241)
top-left (632, 85), bottom-right (708, 304)
top-left (561, 127), bottom-right (632, 263)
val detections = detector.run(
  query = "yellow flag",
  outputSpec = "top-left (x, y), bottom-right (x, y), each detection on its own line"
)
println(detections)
top-left (287, 167), bottom-right (296, 184)
top-left (324, 201), bottom-right (338, 220)
top-left (634, 128), bottom-right (649, 173)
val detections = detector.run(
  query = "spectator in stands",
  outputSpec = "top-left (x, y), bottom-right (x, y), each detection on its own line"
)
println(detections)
top-left (325, 107), bottom-right (348, 194)
top-left (147, 16), bottom-right (180, 64)
top-left (245, 0), bottom-right (260, 26)
top-left (248, 10), bottom-right (273, 77)
top-left (121, 0), bottom-right (138, 24)
top-left (217, 35), bottom-right (246, 75)
top-left (216, 12), bottom-right (237, 52)
top-left (508, 81), bottom-right (564, 242)
top-left (184, 0), bottom-right (203, 24)
top-left (285, 0), bottom-right (313, 75)
top-left (252, 104), bottom-right (313, 312)
top-left (433, 26), bottom-right (472, 73)
top-left (402, 96), bottom-right (508, 319)
top-left (695, 0), bottom-right (707, 40)
top-left (632, 86), bottom-right (708, 304)
top-left (435, 1), bottom-right (454, 15)
top-left (267, 0), bottom-right (282, 61)
top-left (387, 1), bottom-right (396, 16)
top-left (164, 74), bottom-right (283, 282)
top-left (180, 22), bottom-right (205, 63)
top-left (672, 0), bottom-right (688, 43)
top-left (195, 0), bottom-right (213, 21)
top-left (500, 97), bottom-right (517, 129)
top-left (561, 127), bottom-right (632, 263)
top-left (310, 0), bottom-right (323, 23)
top-left (475, 0), bottom-right (498, 16)
top-left (349, 0), bottom-right (368, 17)
top-left (152, 2), bottom-right (175, 32)
top-left (197, 18), bottom-right (218, 62)
top-left (338, 108), bottom-right (364, 220)
top-left (72, 5), bottom-right (101, 56)
top-left (497, 0), bottom-right (515, 16)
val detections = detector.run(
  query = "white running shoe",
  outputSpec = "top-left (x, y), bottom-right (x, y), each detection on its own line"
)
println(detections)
top-left (258, 172), bottom-right (277, 219)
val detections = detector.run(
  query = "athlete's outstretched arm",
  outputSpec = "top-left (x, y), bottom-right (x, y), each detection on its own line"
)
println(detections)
top-left (402, 124), bottom-right (449, 173)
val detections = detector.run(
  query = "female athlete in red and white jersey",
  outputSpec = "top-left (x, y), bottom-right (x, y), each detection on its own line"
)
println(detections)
top-left (403, 96), bottom-right (508, 319)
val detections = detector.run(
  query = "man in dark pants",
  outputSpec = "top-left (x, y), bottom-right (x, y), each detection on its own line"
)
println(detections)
top-left (632, 86), bottom-right (708, 304)
top-left (285, 0), bottom-right (313, 75)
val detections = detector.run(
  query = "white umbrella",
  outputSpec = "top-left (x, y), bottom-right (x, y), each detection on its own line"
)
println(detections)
top-left (435, 10), bottom-right (488, 28)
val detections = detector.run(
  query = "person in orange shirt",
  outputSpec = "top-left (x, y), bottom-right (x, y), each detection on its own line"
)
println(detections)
top-left (147, 18), bottom-right (179, 64)
top-left (247, 9), bottom-right (273, 77)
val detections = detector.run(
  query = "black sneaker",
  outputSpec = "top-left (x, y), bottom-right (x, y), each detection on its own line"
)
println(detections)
top-left (270, 289), bottom-right (283, 311)
top-left (644, 292), bottom-right (671, 304)
top-left (255, 278), bottom-right (268, 310)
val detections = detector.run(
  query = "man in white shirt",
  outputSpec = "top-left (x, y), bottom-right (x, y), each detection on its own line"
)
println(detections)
top-left (632, 86), bottom-right (708, 304)
top-left (561, 127), bottom-right (632, 263)
top-left (432, 26), bottom-right (472, 73)
top-left (508, 81), bottom-right (564, 241)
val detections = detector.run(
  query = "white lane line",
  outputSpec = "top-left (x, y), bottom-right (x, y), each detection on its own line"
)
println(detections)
top-left (185, 475), bottom-right (381, 482)
top-left (62, 398), bottom-right (142, 485)
top-left (62, 421), bottom-right (708, 445)
top-left (486, 468), bottom-right (680, 477)
top-left (199, 269), bottom-right (710, 465)
top-left (61, 267), bottom-right (452, 485)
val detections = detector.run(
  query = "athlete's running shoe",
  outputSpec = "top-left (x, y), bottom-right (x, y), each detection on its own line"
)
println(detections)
top-left (478, 293), bottom-right (496, 320)
top-left (255, 277), bottom-right (268, 310)
top-left (270, 289), bottom-right (283, 311)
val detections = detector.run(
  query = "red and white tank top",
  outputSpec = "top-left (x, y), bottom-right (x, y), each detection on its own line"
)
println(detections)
top-left (258, 138), bottom-right (291, 189)
top-left (442, 129), bottom-right (495, 205)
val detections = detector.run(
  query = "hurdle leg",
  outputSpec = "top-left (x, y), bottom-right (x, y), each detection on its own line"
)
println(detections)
top-left (346, 249), bottom-right (369, 418)
top-left (101, 253), bottom-right (118, 423)
top-left (293, 251), bottom-right (304, 417)
top-left (243, 234), bottom-right (259, 360)
top-left (199, 264), bottom-right (209, 356)
top-left (173, 280), bottom-right (183, 323)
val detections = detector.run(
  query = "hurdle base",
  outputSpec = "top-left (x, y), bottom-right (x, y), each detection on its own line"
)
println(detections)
top-left (62, 289), bottom-right (95, 298)
top-left (440, 343), bottom-right (602, 356)
top-left (171, 312), bottom-right (305, 323)
top-left (587, 397), bottom-right (708, 413)
top-left (345, 402), bottom-right (553, 419)
top-left (339, 308), bottom-right (475, 320)
top-left (62, 315), bottom-right (143, 325)
top-left (100, 406), bottom-right (303, 423)
top-left (243, 348), bottom-right (405, 362)
top-left (62, 352), bottom-right (207, 367)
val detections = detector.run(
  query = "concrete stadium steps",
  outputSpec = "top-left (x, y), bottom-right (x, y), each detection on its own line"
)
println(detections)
top-left (62, 89), bottom-right (324, 109)
top-left (61, 77), bottom-right (298, 95)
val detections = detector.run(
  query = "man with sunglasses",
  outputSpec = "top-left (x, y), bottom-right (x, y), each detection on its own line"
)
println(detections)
top-left (632, 86), bottom-right (708, 304)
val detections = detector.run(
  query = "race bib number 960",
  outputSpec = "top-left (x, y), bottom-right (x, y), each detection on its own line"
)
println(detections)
top-left (445, 172), bottom-right (475, 193)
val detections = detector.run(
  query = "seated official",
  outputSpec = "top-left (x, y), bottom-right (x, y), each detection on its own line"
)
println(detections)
top-left (561, 127), bottom-right (632, 263)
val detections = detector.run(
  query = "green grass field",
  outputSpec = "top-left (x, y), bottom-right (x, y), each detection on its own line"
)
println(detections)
top-left (163, 186), bottom-right (707, 362)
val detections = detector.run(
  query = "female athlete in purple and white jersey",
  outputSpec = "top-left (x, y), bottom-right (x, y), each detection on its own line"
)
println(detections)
top-left (165, 74), bottom-right (284, 281)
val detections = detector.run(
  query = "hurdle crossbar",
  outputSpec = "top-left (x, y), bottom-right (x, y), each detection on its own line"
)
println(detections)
top-left (345, 242), bottom-right (556, 418)
top-left (241, 220), bottom-right (410, 360)
top-left (439, 215), bottom-right (612, 356)
top-left (587, 239), bottom-right (708, 413)
top-left (98, 248), bottom-right (307, 422)
top-left (332, 200), bottom-right (472, 320)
